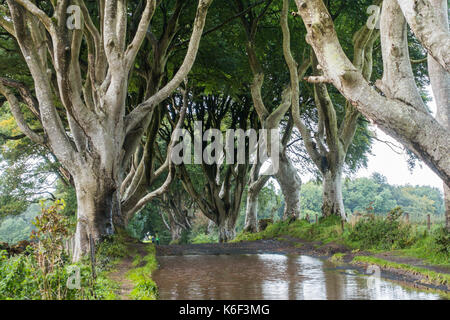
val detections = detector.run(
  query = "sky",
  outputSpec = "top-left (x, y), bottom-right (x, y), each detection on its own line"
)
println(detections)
top-left (295, 86), bottom-right (444, 192)
top-left (354, 86), bottom-right (444, 192)
top-left (355, 129), bottom-right (443, 191)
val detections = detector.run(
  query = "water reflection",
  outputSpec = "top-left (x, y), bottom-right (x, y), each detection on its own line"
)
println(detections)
top-left (152, 254), bottom-right (445, 300)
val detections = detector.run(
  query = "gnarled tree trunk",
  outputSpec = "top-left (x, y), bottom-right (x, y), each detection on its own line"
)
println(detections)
top-left (322, 168), bottom-right (345, 219)
top-left (218, 215), bottom-right (237, 243)
top-left (72, 166), bottom-right (119, 262)
top-left (275, 151), bottom-right (302, 221)
top-left (1, 0), bottom-right (213, 262)
top-left (427, 0), bottom-right (450, 231)
top-left (244, 189), bottom-right (259, 233)
top-left (293, 0), bottom-right (450, 187)
top-left (244, 162), bottom-right (270, 233)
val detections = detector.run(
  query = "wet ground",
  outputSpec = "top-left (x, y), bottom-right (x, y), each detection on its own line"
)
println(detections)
top-left (154, 239), bottom-right (450, 295)
top-left (153, 253), bottom-right (447, 300)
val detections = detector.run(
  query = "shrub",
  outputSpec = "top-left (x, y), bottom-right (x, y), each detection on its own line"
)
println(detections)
top-left (430, 227), bottom-right (450, 255)
top-left (95, 234), bottom-right (128, 271)
top-left (348, 207), bottom-right (414, 250)
top-left (190, 233), bottom-right (217, 244)
top-left (0, 200), bottom-right (117, 300)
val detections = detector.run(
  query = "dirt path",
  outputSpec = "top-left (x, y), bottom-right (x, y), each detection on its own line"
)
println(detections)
top-left (108, 242), bottom-right (149, 300)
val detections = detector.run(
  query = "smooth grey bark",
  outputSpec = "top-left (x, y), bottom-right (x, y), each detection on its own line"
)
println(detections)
top-left (244, 162), bottom-right (270, 233)
top-left (275, 151), bottom-right (302, 220)
top-left (426, 0), bottom-right (450, 231)
top-left (236, 0), bottom-right (307, 223)
top-left (1, 0), bottom-right (213, 261)
top-left (293, 0), bottom-right (450, 187)
top-left (72, 172), bottom-right (116, 260)
top-left (119, 0), bottom-right (187, 222)
top-left (282, 0), bottom-right (379, 220)
top-left (379, 0), bottom-right (427, 112)
top-left (322, 168), bottom-right (344, 219)
top-left (397, 0), bottom-right (450, 72)
top-left (244, 192), bottom-right (259, 233)
top-left (180, 160), bottom-right (246, 243)
top-left (177, 95), bottom-right (250, 243)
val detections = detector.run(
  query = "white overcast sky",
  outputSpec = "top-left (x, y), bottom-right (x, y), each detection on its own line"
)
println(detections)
top-left (293, 86), bottom-right (444, 192)
top-left (355, 86), bottom-right (444, 192)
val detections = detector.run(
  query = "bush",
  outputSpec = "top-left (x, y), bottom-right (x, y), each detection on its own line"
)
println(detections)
top-left (190, 233), bottom-right (217, 244)
top-left (0, 200), bottom-right (118, 300)
top-left (348, 207), bottom-right (414, 250)
top-left (95, 234), bottom-right (128, 270)
top-left (430, 227), bottom-right (450, 255)
top-left (0, 250), bottom-right (40, 299)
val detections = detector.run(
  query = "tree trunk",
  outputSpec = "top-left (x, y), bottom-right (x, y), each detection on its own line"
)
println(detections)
top-left (72, 171), bottom-right (118, 262)
top-left (244, 163), bottom-right (270, 233)
top-left (218, 216), bottom-right (237, 243)
top-left (444, 184), bottom-right (450, 232)
top-left (275, 152), bottom-right (302, 221)
top-left (169, 223), bottom-right (183, 243)
top-left (244, 190), bottom-right (259, 233)
top-left (426, 0), bottom-right (450, 232)
top-left (322, 168), bottom-right (346, 220)
top-left (206, 220), bottom-right (215, 235)
top-left (294, 0), bottom-right (450, 185)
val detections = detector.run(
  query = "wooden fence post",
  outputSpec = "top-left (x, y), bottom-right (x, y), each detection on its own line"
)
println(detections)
top-left (404, 212), bottom-right (409, 224)
top-left (315, 215), bottom-right (318, 224)
top-left (427, 214), bottom-right (431, 231)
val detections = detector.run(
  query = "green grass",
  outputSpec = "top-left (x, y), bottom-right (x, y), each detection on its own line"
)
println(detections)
top-left (233, 216), bottom-right (353, 246)
top-left (330, 252), bottom-right (346, 263)
top-left (233, 215), bottom-right (449, 269)
top-left (351, 256), bottom-right (450, 287)
top-left (126, 245), bottom-right (158, 300)
top-left (397, 230), bottom-right (450, 266)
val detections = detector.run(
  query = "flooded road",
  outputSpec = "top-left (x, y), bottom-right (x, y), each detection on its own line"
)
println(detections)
top-left (153, 254), bottom-right (446, 300)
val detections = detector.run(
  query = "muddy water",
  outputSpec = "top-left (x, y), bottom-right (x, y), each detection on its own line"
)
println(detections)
top-left (153, 254), bottom-right (446, 300)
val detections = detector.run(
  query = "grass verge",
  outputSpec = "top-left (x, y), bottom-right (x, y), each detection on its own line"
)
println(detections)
top-left (126, 245), bottom-right (158, 300)
top-left (351, 255), bottom-right (450, 288)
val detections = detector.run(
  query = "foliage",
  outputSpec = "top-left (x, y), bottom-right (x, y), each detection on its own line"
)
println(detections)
top-left (29, 200), bottom-right (76, 299)
top-left (0, 201), bottom-right (118, 300)
top-left (126, 205), bottom-right (171, 245)
top-left (400, 227), bottom-right (450, 265)
top-left (431, 228), bottom-right (450, 256)
top-left (190, 233), bottom-right (217, 244)
top-left (348, 207), bottom-right (414, 250)
top-left (0, 204), bottom-right (40, 243)
top-left (234, 206), bottom-right (449, 267)
top-left (300, 173), bottom-right (445, 222)
top-left (95, 234), bottom-right (129, 271)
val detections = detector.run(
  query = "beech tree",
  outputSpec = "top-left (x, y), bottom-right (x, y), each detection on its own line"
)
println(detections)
top-left (232, 0), bottom-right (307, 229)
top-left (177, 93), bottom-right (253, 242)
top-left (292, 0), bottom-right (450, 193)
top-left (0, 0), bottom-right (213, 261)
top-left (281, 0), bottom-right (380, 219)
top-left (425, 0), bottom-right (449, 230)
top-left (156, 184), bottom-right (195, 243)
